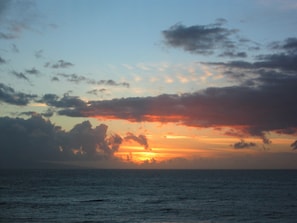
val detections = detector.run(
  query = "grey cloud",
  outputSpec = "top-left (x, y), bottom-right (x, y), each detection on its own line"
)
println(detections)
top-left (52, 60), bottom-right (74, 68)
top-left (232, 139), bottom-right (257, 149)
top-left (162, 21), bottom-right (238, 55)
top-left (87, 88), bottom-right (107, 96)
top-left (204, 37), bottom-right (297, 86)
top-left (45, 60), bottom-right (74, 69)
top-left (41, 108), bottom-right (55, 117)
top-left (57, 73), bottom-right (87, 84)
top-left (291, 140), bottom-right (297, 150)
top-left (270, 37), bottom-right (297, 52)
top-left (255, 53), bottom-right (297, 72)
top-left (11, 70), bottom-right (30, 81)
top-left (56, 73), bottom-right (130, 88)
top-left (11, 43), bottom-right (19, 53)
top-left (214, 18), bottom-right (228, 25)
top-left (0, 32), bottom-right (15, 39)
top-left (124, 132), bottom-right (150, 150)
top-left (97, 79), bottom-right (130, 88)
top-left (0, 115), bottom-right (124, 168)
top-left (20, 108), bottom-right (55, 118)
top-left (0, 0), bottom-right (10, 14)
top-left (0, 83), bottom-right (37, 105)
top-left (34, 49), bottom-right (43, 59)
top-left (51, 76), bottom-right (59, 81)
top-left (39, 93), bottom-right (87, 109)
top-left (218, 51), bottom-right (247, 58)
top-left (0, 56), bottom-right (6, 64)
top-left (25, 67), bottom-right (40, 75)
top-left (57, 74), bottom-right (297, 145)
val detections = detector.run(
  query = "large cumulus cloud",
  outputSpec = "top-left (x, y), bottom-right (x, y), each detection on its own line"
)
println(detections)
top-left (0, 115), bottom-right (149, 168)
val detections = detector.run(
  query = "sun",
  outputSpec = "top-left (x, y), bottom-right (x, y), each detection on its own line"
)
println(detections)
top-left (133, 151), bottom-right (157, 164)
top-left (115, 145), bottom-right (158, 164)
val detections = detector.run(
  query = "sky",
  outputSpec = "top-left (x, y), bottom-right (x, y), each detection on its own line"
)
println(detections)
top-left (1, 0), bottom-right (297, 169)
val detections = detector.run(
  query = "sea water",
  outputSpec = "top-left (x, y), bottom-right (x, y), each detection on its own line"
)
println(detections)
top-left (1, 169), bottom-right (297, 223)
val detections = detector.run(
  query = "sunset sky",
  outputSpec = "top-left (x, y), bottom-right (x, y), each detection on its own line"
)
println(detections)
top-left (1, 0), bottom-right (297, 169)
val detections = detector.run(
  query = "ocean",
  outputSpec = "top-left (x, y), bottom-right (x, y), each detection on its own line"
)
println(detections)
top-left (1, 169), bottom-right (297, 223)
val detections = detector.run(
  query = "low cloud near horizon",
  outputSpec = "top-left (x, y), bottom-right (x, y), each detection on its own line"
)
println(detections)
top-left (0, 115), bottom-right (150, 168)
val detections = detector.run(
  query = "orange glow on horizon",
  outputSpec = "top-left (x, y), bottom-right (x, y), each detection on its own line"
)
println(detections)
top-left (92, 114), bottom-right (187, 123)
top-left (115, 146), bottom-right (158, 164)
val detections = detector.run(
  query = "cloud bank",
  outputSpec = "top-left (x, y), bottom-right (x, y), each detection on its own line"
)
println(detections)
top-left (0, 115), bottom-right (149, 168)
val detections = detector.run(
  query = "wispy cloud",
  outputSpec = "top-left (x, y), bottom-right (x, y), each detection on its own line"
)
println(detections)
top-left (55, 73), bottom-right (130, 88)
top-left (86, 88), bottom-right (107, 96)
top-left (11, 71), bottom-right (30, 82)
top-left (124, 132), bottom-right (150, 150)
top-left (34, 49), bottom-right (43, 59)
top-left (0, 0), bottom-right (40, 40)
top-left (25, 67), bottom-right (40, 75)
top-left (45, 60), bottom-right (74, 69)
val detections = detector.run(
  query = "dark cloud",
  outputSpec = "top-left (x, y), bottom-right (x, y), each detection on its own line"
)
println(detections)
top-left (39, 93), bottom-right (87, 109)
top-left (124, 132), bottom-right (150, 150)
top-left (0, 115), bottom-right (125, 168)
top-left (207, 37), bottom-right (297, 75)
top-left (0, 83), bottom-right (37, 105)
top-left (255, 53), bottom-right (297, 72)
top-left (232, 139), bottom-right (257, 149)
top-left (0, 115), bottom-right (152, 168)
top-left (162, 21), bottom-right (238, 55)
top-left (269, 37), bottom-right (297, 52)
top-left (57, 74), bottom-right (297, 144)
top-left (45, 60), bottom-right (74, 69)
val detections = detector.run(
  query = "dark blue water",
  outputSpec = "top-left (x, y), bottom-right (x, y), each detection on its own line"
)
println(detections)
top-left (1, 169), bottom-right (297, 223)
